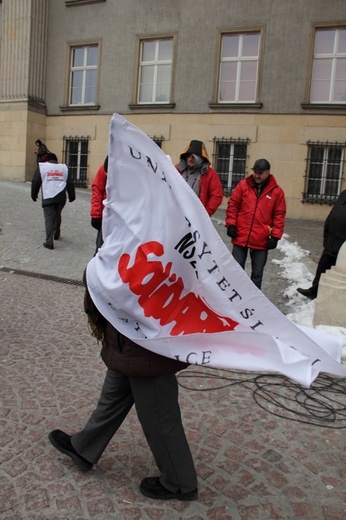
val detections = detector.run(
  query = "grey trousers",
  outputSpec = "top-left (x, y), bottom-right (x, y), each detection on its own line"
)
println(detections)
top-left (71, 369), bottom-right (197, 494)
top-left (43, 203), bottom-right (64, 246)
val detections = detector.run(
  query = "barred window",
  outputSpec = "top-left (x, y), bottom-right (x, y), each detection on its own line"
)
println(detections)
top-left (150, 135), bottom-right (165, 149)
top-left (212, 137), bottom-right (250, 196)
top-left (303, 141), bottom-right (345, 204)
top-left (63, 136), bottom-right (90, 188)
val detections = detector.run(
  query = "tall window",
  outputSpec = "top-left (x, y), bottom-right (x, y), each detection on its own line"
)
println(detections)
top-left (213, 137), bottom-right (250, 195)
top-left (218, 33), bottom-right (260, 103)
top-left (303, 141), bottom-right (345, 204)
top-left (138, 38), bottom-right (173, 103)
top-left (69, 45), bottom-right (99, 105)
top-left (63, 136), bottom-right (89, 188)
top-left (310, 27), bottom-right (346, 103)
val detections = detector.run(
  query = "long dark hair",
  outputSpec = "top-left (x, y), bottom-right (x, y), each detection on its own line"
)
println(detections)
top-left (83, 270), bottom-right (107, 342)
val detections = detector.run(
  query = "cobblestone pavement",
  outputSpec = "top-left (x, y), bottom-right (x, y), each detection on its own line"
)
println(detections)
top-left (1, 180), bottom-right (345, 520)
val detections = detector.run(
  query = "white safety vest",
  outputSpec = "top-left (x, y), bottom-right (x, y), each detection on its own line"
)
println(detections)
top-left (39, 162), bottom-right (68, 200)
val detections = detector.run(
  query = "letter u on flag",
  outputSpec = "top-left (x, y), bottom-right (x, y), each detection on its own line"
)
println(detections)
top-left (86, 114), bottom-right (346, 387)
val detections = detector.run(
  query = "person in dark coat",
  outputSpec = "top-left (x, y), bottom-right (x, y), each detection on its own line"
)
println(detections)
top-left (297, 189), bottom-right (346, 299)
top-left (35, 139), bottom-right (50, 163)
top-left (48, 280), bottom-right (198, 502)
top-left (31, 153), bottom-right (76, 249)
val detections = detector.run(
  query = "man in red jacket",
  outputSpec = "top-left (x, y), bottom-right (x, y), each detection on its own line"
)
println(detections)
top-left (176, 140), bottom-right (223, 216)
top-left (225, 158), bottom-right (286, 289)
top-left (90, 156), bottom-right (108, 253)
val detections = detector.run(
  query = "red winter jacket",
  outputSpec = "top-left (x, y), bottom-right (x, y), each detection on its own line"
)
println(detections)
top-left (90, 164), bottom-right (107, 219)
top-left (176, 164), bottom-right (223, 216)
top-left (225, 174), bottom-right (286, 250)
top-left (198, 166), bottom-right (224, 216)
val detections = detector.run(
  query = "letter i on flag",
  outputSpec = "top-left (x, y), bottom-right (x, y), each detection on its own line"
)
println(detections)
top-left (86, 113), bottom-right (346, 387)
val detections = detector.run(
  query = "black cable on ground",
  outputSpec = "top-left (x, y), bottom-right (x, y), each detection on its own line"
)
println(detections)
top-left (177, 368), bottom-right (346, 429)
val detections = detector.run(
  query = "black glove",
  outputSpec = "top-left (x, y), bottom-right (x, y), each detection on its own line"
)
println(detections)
top-left (227, 225), bottom-right (237, 238)
top-left (91, 217), bottom-right (102, 231)
top-left (267, 236), bottom-right (279, 250)
top-left (31, 196), bottom-right (37, 202)
top-left (69, 196), bottom-right (76, 203)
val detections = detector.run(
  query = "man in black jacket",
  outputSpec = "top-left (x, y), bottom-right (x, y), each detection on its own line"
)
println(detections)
top-left (297, 190), bottom-right (346, 299)
top-left (31, 153), bottom-right (76, 249)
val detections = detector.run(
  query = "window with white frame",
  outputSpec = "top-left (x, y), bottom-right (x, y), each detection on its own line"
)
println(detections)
top-left (213, 137), bottom-right (250, 195)
top-left (63, 136), bottom-right (89, 188)
top-left (138, 38), bottom-right (173, 103)
top-left (218, 32), bottom-right (260, 103)
top-left (310, 27), bottom-right (346, 104)
top-left (303, 141), bottom-right (345, 204)
top-left (69, 45), bottom-right (99, 105)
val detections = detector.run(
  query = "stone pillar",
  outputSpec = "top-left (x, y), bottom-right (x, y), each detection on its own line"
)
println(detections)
top-left (313, 242), bottom-right (346, 327)
top-left (0, 0), bottom-right (49, 181)
top-left (0, 0), bottom-right (48, 103)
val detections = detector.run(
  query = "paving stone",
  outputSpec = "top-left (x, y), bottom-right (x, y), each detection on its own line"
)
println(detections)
top-left (1, 180), bottom-right (345, 519)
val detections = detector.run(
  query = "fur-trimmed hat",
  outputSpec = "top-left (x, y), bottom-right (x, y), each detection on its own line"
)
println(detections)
top-left (180, 140), bottom-right (210, 163)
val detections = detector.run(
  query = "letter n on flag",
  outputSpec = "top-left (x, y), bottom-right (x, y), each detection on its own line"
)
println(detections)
top-left (86, 113), bottom-right (346, 387)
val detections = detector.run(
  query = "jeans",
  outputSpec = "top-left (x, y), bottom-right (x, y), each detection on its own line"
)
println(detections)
top-left (94, 229), bottom-right (103, 255)
top-left (232, 245), bottom-right (268, 289)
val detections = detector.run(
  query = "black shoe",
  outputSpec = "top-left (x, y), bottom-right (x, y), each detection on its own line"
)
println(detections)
top-left (140, 477), bottom-right (198, 501)
top-left (297, 287), bottom-right (317, 300)
top-left (43, 243), bottom-right (54, 250)
top-left (54, 231), bottom-right (60, 240)
top-left (48, 429), bottom-right (93, 471)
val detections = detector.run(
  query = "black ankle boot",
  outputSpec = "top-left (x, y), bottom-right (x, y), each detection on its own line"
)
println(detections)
top-left (297, 287), bottom-right (317, 300)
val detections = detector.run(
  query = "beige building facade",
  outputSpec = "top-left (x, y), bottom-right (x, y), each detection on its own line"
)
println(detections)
top-left (0, 0), bottom-right (345, 220)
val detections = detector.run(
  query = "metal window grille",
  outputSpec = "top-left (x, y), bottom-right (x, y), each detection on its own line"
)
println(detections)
top-left (303, 141), bottom-right (345, 204)
top-left (150, 135), bottom-right (165, 149)
top-left (212, 137), bottom-right (250, 196)
top-left (63, 136), bottom-right (90, 188)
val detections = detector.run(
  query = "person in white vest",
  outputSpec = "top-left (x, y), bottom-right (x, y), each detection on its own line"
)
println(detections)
top-left (31, 153), bottom-right (76, 249)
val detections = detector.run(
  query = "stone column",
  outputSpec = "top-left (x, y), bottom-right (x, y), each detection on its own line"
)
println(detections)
top-left (0, 0), bottom-right (49, 181)
top-left (313, 242), bottom-right (346, 327)
top-left (0, 0), bottom-right (48, 103)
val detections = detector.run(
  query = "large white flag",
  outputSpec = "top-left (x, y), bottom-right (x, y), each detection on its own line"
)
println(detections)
top-left (86, 114), bottom-right (346, 387)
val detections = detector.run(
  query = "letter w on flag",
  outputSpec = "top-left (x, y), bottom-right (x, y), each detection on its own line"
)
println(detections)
top-left (86, 114), bottom-right (346, 387)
